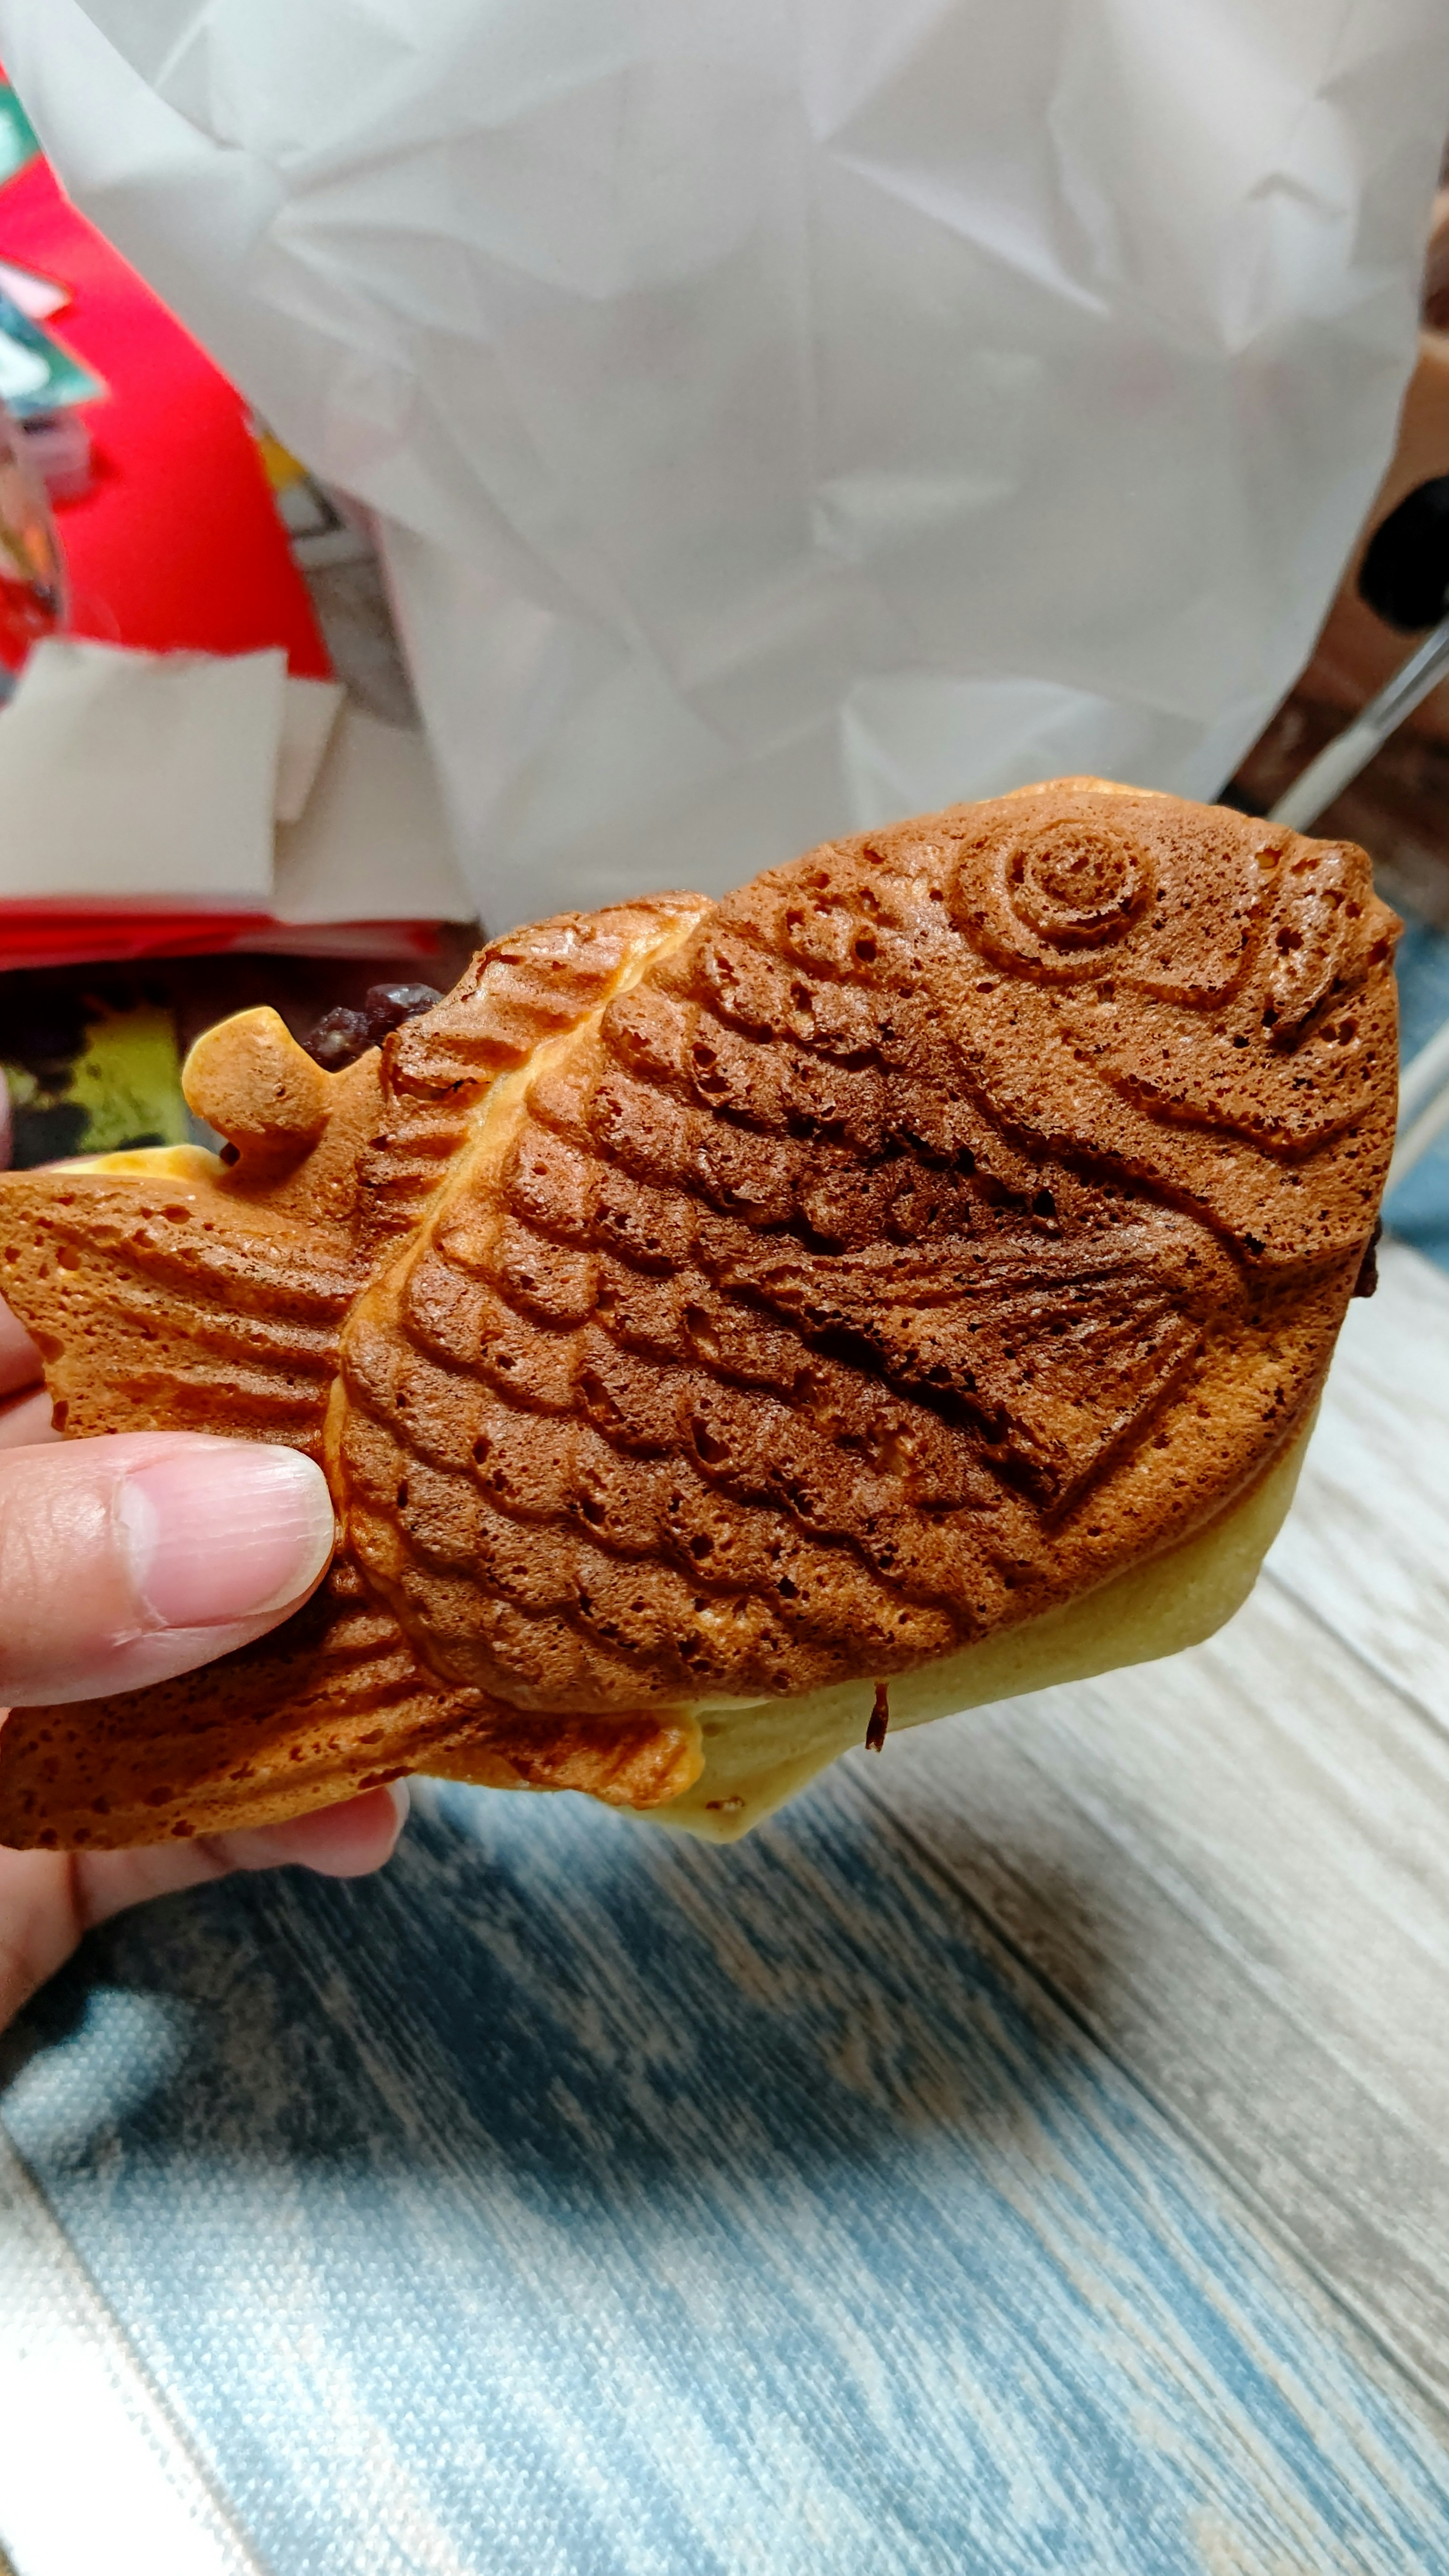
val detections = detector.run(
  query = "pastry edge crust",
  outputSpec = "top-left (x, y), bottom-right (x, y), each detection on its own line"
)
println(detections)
top-left (642, 1409), bottom-right (1312, 1840)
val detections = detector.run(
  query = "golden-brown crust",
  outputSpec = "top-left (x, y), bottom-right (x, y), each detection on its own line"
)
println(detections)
top-left (0, 788), bottom-right (1398, 1849)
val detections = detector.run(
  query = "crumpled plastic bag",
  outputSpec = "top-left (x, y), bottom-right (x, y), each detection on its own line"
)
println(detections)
top-left (4, 0), bottom-right (1447, 927)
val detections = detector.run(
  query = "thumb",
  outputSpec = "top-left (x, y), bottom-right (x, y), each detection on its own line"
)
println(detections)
top-left (0, 1433), bottom-right (335, 1706)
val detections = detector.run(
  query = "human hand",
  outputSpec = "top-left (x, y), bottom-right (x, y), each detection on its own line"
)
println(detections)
top-left (0, 1296), bottom-right (406, 2030)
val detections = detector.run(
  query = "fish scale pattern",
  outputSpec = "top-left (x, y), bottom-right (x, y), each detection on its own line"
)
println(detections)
top-left (337, 786), bottom-right (1382, 1721)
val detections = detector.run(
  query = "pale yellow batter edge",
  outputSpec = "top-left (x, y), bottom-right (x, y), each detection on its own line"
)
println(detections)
top-left (653, 1423), bottom-right (1309, 1841)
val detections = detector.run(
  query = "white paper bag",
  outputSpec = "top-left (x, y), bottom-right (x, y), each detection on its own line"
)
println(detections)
top-left (5, 0), bottom-right (1447, 927)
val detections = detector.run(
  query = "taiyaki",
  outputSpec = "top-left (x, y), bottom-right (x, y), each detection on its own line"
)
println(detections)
top-left (0, 779), bottom-right (1398, 1850)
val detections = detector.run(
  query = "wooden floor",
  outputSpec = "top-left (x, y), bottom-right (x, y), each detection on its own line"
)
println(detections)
top-left (2, 1242), bottom-right (1449, 2576)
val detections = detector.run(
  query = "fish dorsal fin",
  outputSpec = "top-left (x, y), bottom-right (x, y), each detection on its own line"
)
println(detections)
top-left (358, 897), bottom-right (712, 1258)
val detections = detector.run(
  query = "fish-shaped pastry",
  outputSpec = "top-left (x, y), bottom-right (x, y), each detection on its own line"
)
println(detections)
top-left (0, 779), bottom-right (1398, 1850)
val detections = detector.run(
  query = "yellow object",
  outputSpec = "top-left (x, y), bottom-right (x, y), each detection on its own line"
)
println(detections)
top-left (253, 425), bottom-right (309, 492)
top-left (63, 1003), bottom-right (190, 1153)
top-left (3, 999), bottom-right (190, 1164)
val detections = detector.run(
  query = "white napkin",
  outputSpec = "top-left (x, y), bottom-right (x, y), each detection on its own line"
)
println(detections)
top-left (274, 674), bottom-right (344, 825)
top-left (272, 704), bottom-right (472, 924)
top-left (0, 638), bottom-right (285, 906)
